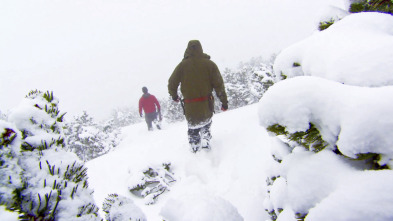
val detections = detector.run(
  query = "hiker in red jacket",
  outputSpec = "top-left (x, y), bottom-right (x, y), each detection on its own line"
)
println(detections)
top-left (139, 87), bottom-right (162, 131)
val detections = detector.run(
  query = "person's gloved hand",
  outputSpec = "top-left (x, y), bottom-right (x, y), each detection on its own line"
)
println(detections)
top-left (221, 104), bottom-right (228, 111)
top-left (158, 111), bottom-right (162, 121)
top-left (140, 113), bottom-right (143, 117)
top-left (172, 95), bottom-right (180, 102)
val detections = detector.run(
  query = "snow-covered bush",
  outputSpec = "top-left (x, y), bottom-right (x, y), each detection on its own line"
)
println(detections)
top-left (260, 77), bottom-right (393, 220)
top-left (266, 123), bottom-right (328, 154)
top-left (318, 18), bottom-right (336, 30)
top-left (108, 106), bottom-right (143, 128)
top-left (259, 12), bottom-right (393, 220)
top-left (0, 122), bottom-right (23, 217)
top-left (0, 90), bottom-right (101, 220)
top-left (102, 193), bottom-right (146, 221)
top-left (160, 97), bottom-right (185, 123)
top-left (274, 12), bottom-right (393, 87)
top-left (65, 111), bottom-right (120, 162)
top-left (128, 163), bottom-right (176, 205)
top-left (317, 5), bottom-right (349, 31)
top-left (222, 56), bottom-right (277, 110)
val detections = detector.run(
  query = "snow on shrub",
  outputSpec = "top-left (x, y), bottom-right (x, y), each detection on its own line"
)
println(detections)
top-left (222, 56), bottom-right (277, 109)
top-left (0, 90), bottom-right (101, 220)
top-left (317, 5), bottom-right (349, 31)
top-left (0, 122), bottom-right (23, 196)
top-left (259, 77), bottom-right (393, 220)
top-left (259, 11), bottom-right (393, 220)
top-left (102, 193), bottom-right (146, 221)
top-left (65, 111), bottom-right (120, 162)
top-left (259, 76), bottom-right (393, 164)
top-left (273, 12), bottom-right (393, 87)
top-left (128, 163), bottom-right (176, 205)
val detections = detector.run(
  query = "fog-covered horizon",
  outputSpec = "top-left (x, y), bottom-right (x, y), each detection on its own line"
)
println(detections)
top-left (0, 0), bottom-right (349, 120)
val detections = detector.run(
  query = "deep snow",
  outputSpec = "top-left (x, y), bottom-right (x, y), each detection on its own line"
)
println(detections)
top-left (2, 6), bottom-right (393, 220)
top-left (87, 104), bottom-right (274, 220)
top-left (86, 12), bottom-right (393, 221)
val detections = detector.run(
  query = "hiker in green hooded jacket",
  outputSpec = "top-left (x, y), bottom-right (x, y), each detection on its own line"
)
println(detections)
top-left (168, 40), bottom-right (228, 153)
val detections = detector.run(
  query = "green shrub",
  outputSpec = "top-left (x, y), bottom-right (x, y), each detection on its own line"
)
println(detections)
top-left (318, 19), bottom-right (336, 31)
top-left (349, 2), bottom-right (366, 13)
top-left (267, 123), bottom-right (328, 153)
top-left (355, 153), bottom-right (390, 169)
top-left (292, 62), bottom-right (301, 67)
top-left (349, 0), bottom-right (393, 15)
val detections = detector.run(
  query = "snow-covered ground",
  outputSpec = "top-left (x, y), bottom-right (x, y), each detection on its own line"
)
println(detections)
top-left (2, 7), bottom-right (393, 221)
top-left (87, 11), bottom-right (393, 221)
top-left (87, 104), bottom-right (273, 220)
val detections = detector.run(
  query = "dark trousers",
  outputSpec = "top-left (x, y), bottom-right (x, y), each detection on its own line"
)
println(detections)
top-left (145, 112), bottom-right (157, 131)
top-left (188, 122), bottom-right (212, 148)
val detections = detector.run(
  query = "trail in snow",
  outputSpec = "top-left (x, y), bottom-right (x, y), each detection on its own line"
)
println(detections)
top-left (87, 104), bottom-right (274, 220)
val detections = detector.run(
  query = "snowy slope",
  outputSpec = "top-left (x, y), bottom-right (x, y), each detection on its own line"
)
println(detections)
top-left (86, 104), bottom-right (274, 220)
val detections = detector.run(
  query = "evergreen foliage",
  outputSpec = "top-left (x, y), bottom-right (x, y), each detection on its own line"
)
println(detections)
top-left (265, 120), bottom-right (391, 220)
top-left (354, 153), bottom-right (389, 169)
top-left (160, 96), bottom-right (186, 123)
top-left (349, 0), bottom-right (393, 15)
top-left (0, 126), bottom-right (23, 215)
top-left (108, 106), bottom-right (143, 128)
top-left (222, 56), bottom-right (277, 109)
top-left (129, 163), bottom-right (176, 205)
top-left (318, 19), bottom-right (336, 31)
top-left (267, 123), bottom-right (328, 153)
top-left (350, 2), bottom-right (367, 12)
top-left (65, 111), bottom-right (120, 162)
top-left (0, 90), bottom-right (101, 220)
top-left (292, 62), bottom-right (301, 67)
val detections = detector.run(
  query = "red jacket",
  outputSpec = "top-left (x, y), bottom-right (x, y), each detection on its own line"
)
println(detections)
top-left (139, 94), bottom-right (160, 115)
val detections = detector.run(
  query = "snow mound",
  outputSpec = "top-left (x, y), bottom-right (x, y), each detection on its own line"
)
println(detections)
top-left (160, 194), bottom-right (244, 221)
top-left (306, 170), bottom-right (393, 221)
top-left (274, 12), bottom-right (393, 87)
top-left (259, 76), bottom-right (393, 159)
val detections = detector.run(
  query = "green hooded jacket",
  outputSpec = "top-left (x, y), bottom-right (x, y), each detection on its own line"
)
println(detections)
top-left (168, 40), bottom-right (228, 126)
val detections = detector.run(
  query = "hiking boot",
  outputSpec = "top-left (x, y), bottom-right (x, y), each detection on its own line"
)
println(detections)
top-left (201, 144), bottom-right (211, 151)
top-left (190, 143), bottom-right (200, 153)
top-left (200, 138), bottom-right (211, 151)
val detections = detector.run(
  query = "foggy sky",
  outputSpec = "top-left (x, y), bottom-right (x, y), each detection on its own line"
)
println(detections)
top-left (0, 0), bottom-right (348, 120)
